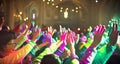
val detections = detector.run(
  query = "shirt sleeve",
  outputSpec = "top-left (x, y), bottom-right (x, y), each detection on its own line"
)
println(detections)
top-left (2, 40), bottom-right (36, 64)
top-left (92, 44), bottom-right (116, 64)
top-left (80, 46), bottom-right (98, 64)
top-left (15, 34), bottom-right (27, 50)
top-left (33, 43), bottom-right (57, 62)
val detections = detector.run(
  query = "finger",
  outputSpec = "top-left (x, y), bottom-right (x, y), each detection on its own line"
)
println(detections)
top-left (94, 25), bottom-right (99, 34)
top-left (113, 23), bottom-right (115, 31)
top-left (59, 25), bottom-right (62, 33)
top-left (48, 26), bottom-right (50, 32)
top-left (115, 22), bottom-right (118, 31)
top-left (99, 25), bottom-right (105, 34)
top-left (50, 26), bottom-right (52, 31)
top-left (52, 29), bottom-right (56, 34)
top-left (63, 27), bottom-right (66, 33)
top-left (98, 25), bottom-right (102, 33)
top-left (23, 25), bottom-right (29, 34)
top-left (101, 25), bottom-right (105, 34)
top-left (68, 28), bottom-right (71, 32)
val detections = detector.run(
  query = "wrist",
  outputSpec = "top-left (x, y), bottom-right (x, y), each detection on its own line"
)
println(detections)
top-left (90, 42), bottom-right (98, 48)
top-left (87, 46), bottom-right (97, 53)
top-left (31, 38), bottom-right (37, 42)
top-left (48, 32), bottom-right (52, 35)
top-left (70, 54), bottom-right (78, 59)
top-left (29, 40), bottom-right (36, 47)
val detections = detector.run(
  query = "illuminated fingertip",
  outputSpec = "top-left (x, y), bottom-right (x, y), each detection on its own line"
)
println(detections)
top-left (26, 25), bottom-right (28, 28)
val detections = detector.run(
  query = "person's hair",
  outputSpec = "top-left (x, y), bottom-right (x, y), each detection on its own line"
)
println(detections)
top-left (63, 58), bottom-right (79, 64)
top-left (41, 54), bottom-right (60, 64)
top-left (0, 30), bottom-right (17, 51)
top-left (0, 11), bottom-right (4, 18)
top-left (0, 11), bottom-right (5, 26)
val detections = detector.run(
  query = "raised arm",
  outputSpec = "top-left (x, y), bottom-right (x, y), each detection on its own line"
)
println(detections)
top-left (1, 28), bottom-right (41, 64)
top-left (80, 25), bottom-right (105, 64)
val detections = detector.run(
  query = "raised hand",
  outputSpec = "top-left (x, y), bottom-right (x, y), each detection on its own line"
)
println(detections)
top-left (59, 31), bottom-right (67, 42)
top-left (21, 25), bottom-right (31, 36)
top-left (91, 25), bottom-right (105, 47)
top-left (67, 31), bottom-right (76, 43)
top-left (32, 28), bottom-right (41, 42)
top-left (42, 33), bottom-right (52, 46)
top-left (14, 25), bottom-right (31, 50)
top-left (109, 22), bottom-right (119, 45)
top-left (66, 30), bottom-right (78, 58)
top-left (80, 33), bottom-right (88, 43)
top-left (47, 26), bottom-right (56, 36)
top-left (59, 25), bottom-right (67, 41)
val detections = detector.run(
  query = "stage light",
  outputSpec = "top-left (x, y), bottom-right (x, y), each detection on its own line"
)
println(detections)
top-left (76, 10), bottom-right (78, 13)
top-left (56, 6), bottom-right (58, 8)
top-left (43, 0), bottom-right (45, 2)
top-left (77, 28), bottom-right (80, 31)
top-left (26, 17), bottom-right (28, 20)
top-left (66, 8), bottom-right (68, 10)
top-left (32, 13), bottom-right (35, 19)
top-left (52, 3), bottom-right (55, 6)
top-left (47, 2), bottom-right (49, 4)
top-left (24, 19), bottom-right (26, 21)
top-left (61, 7), bottom-right (63, 9)
top-left (64, 10), bottom-right (68, 19)
top-left (76, 7), bottom-right (78, 9)
top-left (51, 0), bottom-right (54, 2)
top-left (72, 9), bottom-right (74, 12)
top-left (60, 10), bottom-right (62, 12)
top-left (60, 0), bottom-right (62, 1)
top-left (96, 0), bottom-right (98, 3)
top-left (19, 12), bottom-right (22, 15)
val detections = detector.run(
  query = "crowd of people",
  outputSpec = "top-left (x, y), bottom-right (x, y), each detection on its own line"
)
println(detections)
top-left (0, 14), bottom-right (120, 64)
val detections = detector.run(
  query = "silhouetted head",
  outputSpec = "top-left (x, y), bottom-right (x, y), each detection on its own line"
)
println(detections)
top-left (0, 30), bottom-right (17, 51)
top-left (41, 54), bottom-right (60, 64)
top-left (0, 11), bottom-right (5, 26)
